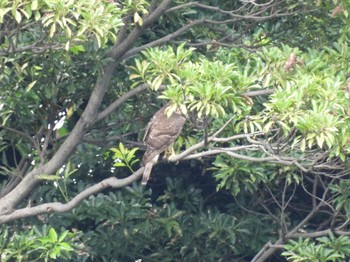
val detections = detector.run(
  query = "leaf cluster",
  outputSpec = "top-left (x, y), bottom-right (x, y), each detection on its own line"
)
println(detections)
top-left (43, 178), bottom-right (271, 261)
top-left (129, 43), bottom-right (248, 118)
top-left (109, 142), bottom-right (139, 172)
top-left (283, 234), bottom-right (350, 262)
top-left (0, 225), bottom-right (76, 261)
top-left (0, 0), bottom-right (124, 49)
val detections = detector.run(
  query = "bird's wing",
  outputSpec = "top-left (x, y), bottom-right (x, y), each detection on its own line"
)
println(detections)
top-left (144, 110), bottom-right (186, 151)
top-left (142, 105), bottom-right (167, 143)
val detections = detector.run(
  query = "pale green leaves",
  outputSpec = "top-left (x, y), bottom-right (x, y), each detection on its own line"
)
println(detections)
top-left (109, 143), bottom-right (139, 172)
top-left (130, 43), bottom-right (246, 118)
top-left (188, 84), bottom-right (231, 118)
top-left (130, 43), bottom-right (193, 90)
top-left (1, 0), bottom-right (124, 48)
top-left (247, 43), bottom-right (350, 159)
top-left (130, 40), bottom-right (350, 161)
top-left (282, 234), bottom-right (350, 262)
top-left (39, 162), bottom-right (77, 181)
top-left (124, 0), bottom-right (149, 26)
top-left (0, 8), bottom-right (10, 23)
top-left (41, 0), bottom-right (123, 47)
top-left (129, 60), bottom-right (152, 87)
top-left (293, 100), bottom-right (341, 151)
top-left (31, 0), bottom-right (38, 10)
top-left (134, 12), bottom-right (143, 26)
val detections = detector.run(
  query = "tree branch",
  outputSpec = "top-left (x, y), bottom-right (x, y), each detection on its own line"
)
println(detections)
top-left (252, 183), bottom-right (330, 262)
top-left (0, 125), bottom-right (37, 149)
top-left (95, 83), bottom-right (150, 123)
top-left (0, 60), bottom-right (117, 215)
top-left (0, 168), bottom-right (144, 224)
top-left (109, 0), bottom-right (172, 60)
top-left (0, 0), bottom-right (173, 216)
top-left (122, 19), bottom-right (206, 60)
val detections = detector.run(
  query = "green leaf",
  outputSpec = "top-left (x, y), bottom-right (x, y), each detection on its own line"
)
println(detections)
top-left (58, 242), bottom-right (74, 251)
top-left (151, 75), bottom-right (164, 90)
top-left (14, 9), bottom-right (22, 23)
top-left (48, 228), bottom-right (58, 242)
top-left (69, 45), bottom-right (85, 54)
top-left (57, 126), bottom-right (69, 138)
top-left (26, 80), bottom-right (37, 92)
top-left (134, 12), bottom-right (143, 26)
top-left (58, 231), bottom-right (69, 243)
top-left (31, 0), bottom-right (38, 10)
top-left (0, 8), bottom-right (11, 23)
top-left (113, 162), bottom-right (126, 167)
top-left (20, 8), bottom-right (31, 19)
top-left (49, 23), bottom-right (56, 38)
top-left (38, 175), bottom-right (61, 180)
top-left (316, 133), bottom-right (325, 148)
top-left (119, 142), bottom-right (125, 154)
top-left (34, 10), bottom-right (41, 20)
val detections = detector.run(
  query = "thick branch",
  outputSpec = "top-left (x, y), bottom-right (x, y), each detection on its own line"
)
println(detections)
top-left (123, 1), bottom-right (303, 59)
top-left (0, 168), bottom-right (143, 224)
top-left (0, 61), bottom-right (117, 215)
top-left (0, 1), bottom-right (174, 216)
top-left (109, 0), bottom-right (172, 60)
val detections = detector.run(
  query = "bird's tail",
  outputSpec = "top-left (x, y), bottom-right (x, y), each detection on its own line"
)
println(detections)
top-left (141, 149), bottom-right (157, 166)
top-left (142, 162), bottom-right (153, 185)
top-left (141, 152), bottom-right (160, 185)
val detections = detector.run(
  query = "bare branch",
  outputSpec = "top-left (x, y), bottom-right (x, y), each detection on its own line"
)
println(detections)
top-left (0, 125), bottom-right (36, 146)
top-left (242, 89), bottom-right (274, 97)
top-left (182, 148), bottom-right (301, 165)
top-left (95, 83), bottom-right (150, 123)
top-left (252, 199), bottom-right (323, 262)
top-left (291, 228), bottom-right (350, 238)
top-left (122, 19), bottom-right (206, 60)
top-left (83, 135), bottom-right (143, 148)
top-left (167, 1), bottom-right (305, 20)
top-left (211, 131), bottom-right (265, 143)
top-left (0, 157), bottom-right (31, 198)
top-left (171, 115), bottom-right (238, 161)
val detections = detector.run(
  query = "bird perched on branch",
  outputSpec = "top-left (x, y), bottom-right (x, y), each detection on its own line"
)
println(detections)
top-left (141, 104), bottom-right (186, 185)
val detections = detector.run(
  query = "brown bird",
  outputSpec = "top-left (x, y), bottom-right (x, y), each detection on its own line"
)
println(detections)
top-left (141, 104), bottom-right (186, 185)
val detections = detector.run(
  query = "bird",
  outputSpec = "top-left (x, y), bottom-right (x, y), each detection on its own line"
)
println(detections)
top-left (141, 103), bottom-right (186, 185)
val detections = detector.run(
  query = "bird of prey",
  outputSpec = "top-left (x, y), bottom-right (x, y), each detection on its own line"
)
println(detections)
top-left (141, 104), bottom-right (186, 185)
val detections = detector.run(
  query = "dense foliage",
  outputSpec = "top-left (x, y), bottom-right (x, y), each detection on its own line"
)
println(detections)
top-left (0, 0), bottom-right (350, 261)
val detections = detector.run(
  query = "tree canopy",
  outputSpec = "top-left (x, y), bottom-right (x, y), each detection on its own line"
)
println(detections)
top-left (0, 0), bottom-right (350, 261)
